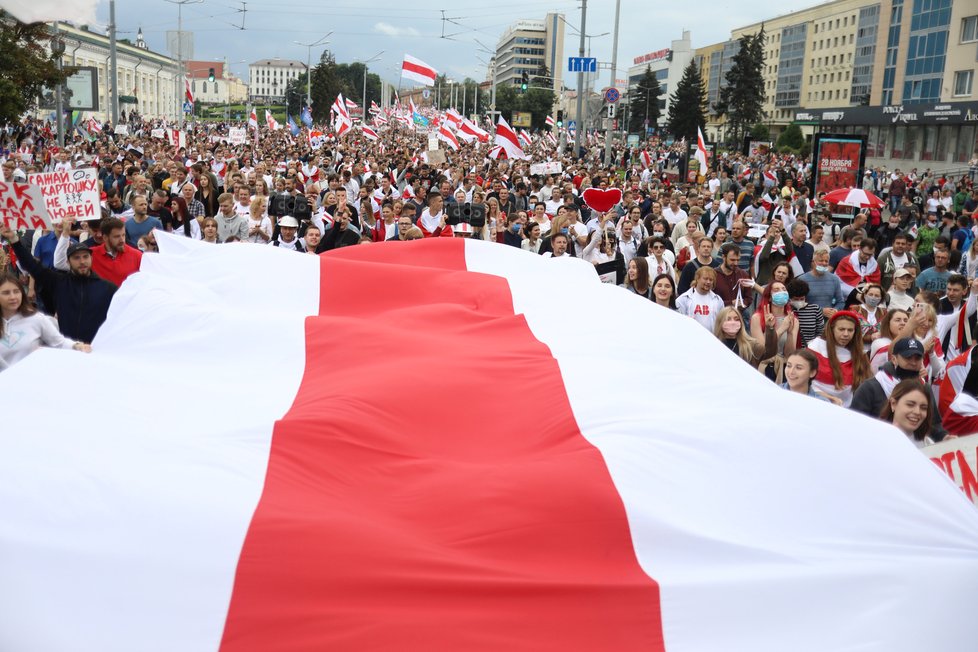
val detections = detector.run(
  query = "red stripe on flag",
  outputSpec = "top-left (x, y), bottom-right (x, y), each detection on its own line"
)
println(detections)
top-left (219, 240), bottom-right (665, 651)
top-left (402, 61), bottom-right (435, 80)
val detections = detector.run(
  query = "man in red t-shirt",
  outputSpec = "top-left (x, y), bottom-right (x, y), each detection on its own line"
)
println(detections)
top-left (55, 216), bottom-right (142, 287)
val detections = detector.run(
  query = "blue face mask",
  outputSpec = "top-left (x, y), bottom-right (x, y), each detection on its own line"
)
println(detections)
top-left (771, 291), bottom-right (789, 306)
top-left (561, 227), bottom-right (569, 235)
top-left (511, 224), bottom-right (522, 233)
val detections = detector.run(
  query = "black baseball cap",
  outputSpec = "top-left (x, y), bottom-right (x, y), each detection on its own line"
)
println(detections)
top-left (892, 337), bottom-right (924, 358)
top-left (66, 242), bottom-right (92, 257)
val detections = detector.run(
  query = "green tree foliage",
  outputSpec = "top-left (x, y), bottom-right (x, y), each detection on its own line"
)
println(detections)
top-left (666, 61), bottom-right (707, 140)
top-left (713, 27), bottom-right (766, 146)
top-left (0, 13), bottom-right (69, 125)
top-left (492, 82), bottom-right (555, 130)
top-left (750, 122), bottom-right (770, 141)
top-left (775, 123), bottom-right (805, 151)
top-left (628, 66), bottom-right (662, 133)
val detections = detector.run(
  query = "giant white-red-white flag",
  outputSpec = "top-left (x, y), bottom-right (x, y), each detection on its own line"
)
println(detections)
top-left (494, 116), bottom-right (526, 159)
top-left (1, 234), bottom-right (976, 651)
top-left (401, 54), bottom-right (437, 87)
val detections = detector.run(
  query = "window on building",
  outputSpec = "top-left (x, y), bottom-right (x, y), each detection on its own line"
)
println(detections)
top-left (202, 82), bottom-right (208, 93)
top-left (963, 15), bottom-right (978, 42)
top-left (954, 70), bottom-right (974, 96)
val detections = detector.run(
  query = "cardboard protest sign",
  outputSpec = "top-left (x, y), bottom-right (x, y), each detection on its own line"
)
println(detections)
top-left (114, 124), bottom-right (129, 136)
top-left (925, 434), bottom-right (978, 508)
top-left (150, 128), bottom-right (166, 139)
top-left (229, 127), bottom-right (246, 145)
top-left (0, 181), bottom-right (52, 231)
top-left (27, 168), bottom-right (100, 222)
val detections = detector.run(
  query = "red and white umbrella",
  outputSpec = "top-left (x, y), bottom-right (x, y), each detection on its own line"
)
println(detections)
top-left (822, 187), bottom-right (885, 209)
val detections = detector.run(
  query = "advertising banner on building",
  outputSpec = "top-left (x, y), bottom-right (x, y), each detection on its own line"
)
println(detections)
top-left (813, 133), bottom-right (867, 195)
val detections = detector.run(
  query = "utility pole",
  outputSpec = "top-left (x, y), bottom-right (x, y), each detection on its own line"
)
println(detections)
top-left (294, 33), bottom-right (331, 109)
top-left (490, 57), bottom-right (497, 136)
top-left (603, 0), bottom-right (621, 167)
top-left (53, 23), bottom-right (65, 147)
top-left (109, 1), bottom-right (119, 125)
top-left (165, 0), bottom-right (203, 129)
top-left (573, 0), bottom-right (587, 156)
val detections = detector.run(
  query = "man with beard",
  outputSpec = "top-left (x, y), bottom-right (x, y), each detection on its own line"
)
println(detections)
top-left (2, 225), bottom-right (117, 343)
top-left (54, 217), bottom-right (142, 288)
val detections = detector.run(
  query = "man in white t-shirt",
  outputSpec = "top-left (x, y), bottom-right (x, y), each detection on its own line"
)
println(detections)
top-left (661, 195), bottom-right (688, 226)
top-left (676, 266), bottom-right (725, 331)
top-left (564, 204), bottom-right (589, 257)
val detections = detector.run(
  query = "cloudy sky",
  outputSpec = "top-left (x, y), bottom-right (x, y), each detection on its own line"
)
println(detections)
top-left (92, 0), bottom-right (824, 86)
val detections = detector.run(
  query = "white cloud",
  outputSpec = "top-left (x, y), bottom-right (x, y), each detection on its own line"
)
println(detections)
top-left (374, 22), bottom-right (420, 38)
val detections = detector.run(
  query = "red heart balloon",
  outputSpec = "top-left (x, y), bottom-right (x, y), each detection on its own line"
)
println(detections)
top-left (581, 187), bottom-right (623, 213)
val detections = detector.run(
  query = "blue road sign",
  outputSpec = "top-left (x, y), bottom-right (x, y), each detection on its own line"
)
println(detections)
top-left (567, 120), bottom-right (577, 130)
top-left (567, 57), bottom-right (597, 73)
top-left (183, 101), bottom-right (193, 113)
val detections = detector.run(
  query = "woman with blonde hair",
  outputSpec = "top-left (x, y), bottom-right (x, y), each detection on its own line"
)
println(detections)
top-left (246, 197), bottom-right (271, 244)
top-left (715, 305), bottom-right (777, 366)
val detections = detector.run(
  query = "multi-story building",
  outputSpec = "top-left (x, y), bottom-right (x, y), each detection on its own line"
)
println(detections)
top-left (249, 59), bottom-right (306, 103)
top-left (625, 31), bottom-right (694, 132)
top-left (493, 15), bottom-right (565, 93)
top-left (43, 24), bottom-right (180, 122)
top-left (186, 60), bottom-right (249, 106)
top-left (694, 0), bottom-right (977, 169)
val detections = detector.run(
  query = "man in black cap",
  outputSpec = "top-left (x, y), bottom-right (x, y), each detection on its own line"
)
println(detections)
top-left (1, 226), bottom-right (117, 344)
top-left (850, 337), bottom-right (946, 438)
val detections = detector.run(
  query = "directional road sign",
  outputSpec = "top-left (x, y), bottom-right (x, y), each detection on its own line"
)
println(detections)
top-left (567, 57), bottom-right (597, 73)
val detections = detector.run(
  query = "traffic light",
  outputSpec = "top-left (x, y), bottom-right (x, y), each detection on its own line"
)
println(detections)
top-left (520, 71), bottom-right (529, 92)
top-left (556, 110), bottom-right (563, 127)
top-left (208, 67), bottom-right (216, 82)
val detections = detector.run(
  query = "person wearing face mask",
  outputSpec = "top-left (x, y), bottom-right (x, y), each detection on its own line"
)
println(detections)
top-left (714, 306), bottom-right (777, 367)
top-left (887, 267), bottom-right (917, 311)
top-left (785, 278), bottom-right (825, 348)
top-left (851, 338), bottom-right (946, 439)
top-left (750, 282), bottom-right (799, 382)
top-left (853, 283), bottom-right (887, 350)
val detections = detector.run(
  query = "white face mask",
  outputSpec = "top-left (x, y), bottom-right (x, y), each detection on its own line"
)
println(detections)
top-left (790, 299), bottom-right (807, 309)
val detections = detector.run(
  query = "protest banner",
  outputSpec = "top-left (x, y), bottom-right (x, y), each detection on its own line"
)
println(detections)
top-left (28, 167), bottom-right (100, 222)
top-left (0, 180), bottom-right (52, 231)
top-left (150, 128), bottom-right (166, 139)
top-left (229, 127), bottom-right (246, 145)
top-left (925, 434), bottom-right (978, 509)
top-left (530, 161), bottom-right (563, 176)
top-left (114, 124), bottom-right (129, 136)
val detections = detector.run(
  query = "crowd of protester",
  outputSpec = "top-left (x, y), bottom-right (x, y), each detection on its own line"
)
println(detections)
top-left (3, 114), bottom-right (978, 445)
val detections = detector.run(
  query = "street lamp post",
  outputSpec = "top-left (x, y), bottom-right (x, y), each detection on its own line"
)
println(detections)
top-left (294, 33), bottom-right (332, 108)
top-left (354, 51), bottom-right (384, 117)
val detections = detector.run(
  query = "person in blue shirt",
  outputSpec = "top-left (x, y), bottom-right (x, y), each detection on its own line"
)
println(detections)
top-left (916, 248), bottom-right (951, 294)
top-left (798, 248), bottom-right (847, 319)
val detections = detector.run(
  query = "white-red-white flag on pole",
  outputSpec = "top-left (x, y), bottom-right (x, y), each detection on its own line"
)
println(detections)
top-left (695, 126), bottom-right (709, 172)
top-left (445, 108), bottom-right (463, 128)
top-left (248, 108), bottom-right (259, 131)
top-left (265, 110), bottom-right (281, 131)
top-left (437, 124), bottom-right (459, 151)
top-left (2, 233), bottom-right (976, 651)
top-left (185, 78), bottom-right (194, 104)
top-left (401, 54), bottom-right (437, 87)
top-left (361, 125), bottom-right (379, 142)
top-left (494, 116), bottom-right (526, 159)
top-left (331, 94), bottom-right (351, 123)
top-left (87, 117), bottom-right (102, 133)
top-left (459, 118), bottom-right (489, 143)
top-left (545, 115), bottom-right (555, 128)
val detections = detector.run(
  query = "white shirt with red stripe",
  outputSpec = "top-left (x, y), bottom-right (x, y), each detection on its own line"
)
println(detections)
top-left (809, 337), bottom-right (855, 407)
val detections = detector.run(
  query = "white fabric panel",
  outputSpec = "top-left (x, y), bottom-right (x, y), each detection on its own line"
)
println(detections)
top-left (464, 238), bottom-right (978, 652)
top-left (0, 234), bottom-right (320, 652)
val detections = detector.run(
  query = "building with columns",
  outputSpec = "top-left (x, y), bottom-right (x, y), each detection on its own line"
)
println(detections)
top-left (47, 24), bottom-right (180, 123)
top-left (249, 59), bottom-right (307, 104)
